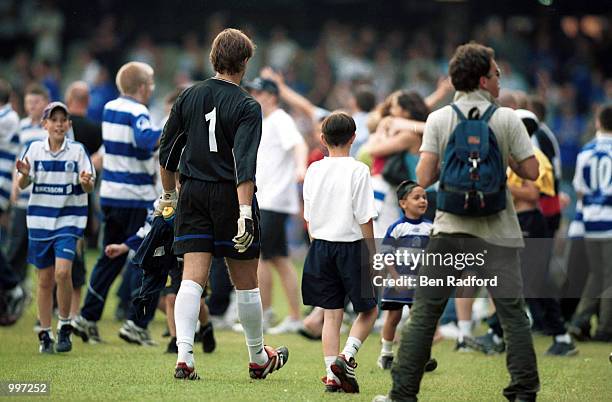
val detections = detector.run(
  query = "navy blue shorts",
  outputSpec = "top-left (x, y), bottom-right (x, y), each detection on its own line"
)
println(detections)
top-left (28, 236), bottom-right (78, 269)
top-left (302, 239), bottom-right (377, 313)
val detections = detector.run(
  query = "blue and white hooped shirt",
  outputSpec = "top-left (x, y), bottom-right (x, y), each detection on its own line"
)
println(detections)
top-left (380, 216), bottom-right (432, 304)
top-left (0, 104), bottom-right (20, 211)
top-left (573, 132), bottom-right (612, 239)
top-left (19, 138), bottom-right (95, 240)
top-left (100, 96), bottom-right (161, 209)
top-left (16, 117), bottom-right (48, 209)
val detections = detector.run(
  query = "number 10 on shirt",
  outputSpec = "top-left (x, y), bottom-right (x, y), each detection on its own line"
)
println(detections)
top-left (206, 107), bottom-right (217, 152)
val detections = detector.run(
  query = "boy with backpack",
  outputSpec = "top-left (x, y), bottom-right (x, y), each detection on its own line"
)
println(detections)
top-left (375, 43), bottom-right (540, 402)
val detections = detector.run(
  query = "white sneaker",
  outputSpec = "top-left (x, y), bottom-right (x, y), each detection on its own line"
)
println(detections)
top-left (118, 320), bottom-right (157, 346)
top-left (267, 317), bottom-right (302, 335)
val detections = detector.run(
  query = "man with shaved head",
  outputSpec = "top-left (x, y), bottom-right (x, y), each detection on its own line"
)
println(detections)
top-left (65, 81), bottom-right (102, 155)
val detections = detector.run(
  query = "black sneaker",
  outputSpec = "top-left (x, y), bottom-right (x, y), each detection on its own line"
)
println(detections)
top-left (166, 337), bottom-right (178, 354)
top-left (199, 322), bottom-right (216, 353)
top-left (38, 331), bottom-right (55, 354)
top-left (545, 341), bottom-right (578, 356)
top-left (56, 324), bottom-right (73, 352)
top-left (465, 332), bottom-right (505, 355)
top-left (330, 354), bottom-right (359, 393)
top-left (377, 354), bottom-right (393, 370)
top-left (424, 358), bottom-right (438, 372)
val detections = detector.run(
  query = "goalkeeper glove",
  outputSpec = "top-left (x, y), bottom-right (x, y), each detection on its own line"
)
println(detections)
top-left (233, 205), bottom-right (254, 253)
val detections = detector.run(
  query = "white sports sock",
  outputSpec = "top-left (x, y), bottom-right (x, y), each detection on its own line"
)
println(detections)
top-left (236, 288), bottom-right (268, 366)
top-left (381, 339), bottom-right (394, 355)
top-left (57, 316), bottom-right (71, 330)
top-left (324, 356), bottom-right (339, 382)
top-left (175, 280), bottom-right (203, 367)
top-left (341, 336), bottom-right (362, 360)
top-left (555, 333), bottom-right (571, 344)
top-left (458, 320), bottom-right (472, 341)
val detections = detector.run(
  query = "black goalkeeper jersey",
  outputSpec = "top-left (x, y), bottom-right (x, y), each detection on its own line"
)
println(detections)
top-left (159, 77), bottom-right (262, 184)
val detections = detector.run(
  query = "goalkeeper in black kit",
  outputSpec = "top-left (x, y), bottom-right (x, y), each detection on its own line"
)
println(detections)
top-left (158, 28), bottom-right (288, 381)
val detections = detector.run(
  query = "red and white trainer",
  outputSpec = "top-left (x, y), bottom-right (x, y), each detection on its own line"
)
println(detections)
top-left (174, 362), bottom-right (200, 380)
top-left (248, 345), bottom-right (289, 379)
top-left (330, 354), bottom-right (359, 393)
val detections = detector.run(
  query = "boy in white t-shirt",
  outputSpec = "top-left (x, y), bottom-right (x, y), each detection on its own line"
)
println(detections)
top-left (302, 112), bottom-right (378, 394)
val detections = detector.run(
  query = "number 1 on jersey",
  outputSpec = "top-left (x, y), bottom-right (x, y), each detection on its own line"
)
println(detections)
top-left (205, 107), bottom-right (217, 152)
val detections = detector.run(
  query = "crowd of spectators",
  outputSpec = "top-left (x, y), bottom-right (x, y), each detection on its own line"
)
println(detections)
top-left (0, 1), bottom-right (610, 180)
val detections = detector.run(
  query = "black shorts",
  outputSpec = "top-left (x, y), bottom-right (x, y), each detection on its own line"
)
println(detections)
top-left (173, 179), bottom-right (260, 260)
top-left (381, 301), bottom-right (412, 311)
top-left (302, 239), bottom-right (377, 313)
top-left (260, 210), bottom-right (289, 260)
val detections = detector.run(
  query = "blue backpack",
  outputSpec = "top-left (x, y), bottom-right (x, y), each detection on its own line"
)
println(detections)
top-left (437, 103), bottom-right (506, 216)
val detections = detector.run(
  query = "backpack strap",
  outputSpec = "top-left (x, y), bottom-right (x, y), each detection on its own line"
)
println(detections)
top-left (450, 103), bottom-right (467, 121)
top-left (481, 104), bottom-right (498, 122)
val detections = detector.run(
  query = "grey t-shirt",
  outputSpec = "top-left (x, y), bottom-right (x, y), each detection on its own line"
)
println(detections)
top-left (420, 90), bottom-right (535, 248)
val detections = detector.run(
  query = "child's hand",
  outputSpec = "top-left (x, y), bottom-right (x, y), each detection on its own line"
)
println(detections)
top-left (16, 158), bottom-right (31, 176)
top-left (105, 243), bottom-right (129, 259)
top-left (79, 171), bottom-right (94, 186)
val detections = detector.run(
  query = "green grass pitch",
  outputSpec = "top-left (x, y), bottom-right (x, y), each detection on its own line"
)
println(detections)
top-left (0, 251), bottom-right (610, 401)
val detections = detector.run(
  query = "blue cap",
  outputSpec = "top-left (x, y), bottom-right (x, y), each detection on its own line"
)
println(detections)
top-left (42, 101), bottom-right (70, 120)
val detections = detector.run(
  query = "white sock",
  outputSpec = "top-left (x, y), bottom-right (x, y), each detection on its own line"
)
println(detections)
top-left (555, 333), bottom-right (571, 344)
top-left (381, 339), bottom-right (394, 355)
top-left (175, 280), bottom-right (203, 367)
top-left (324, 356), bottom-right (339, 382)
top-left (57, 316), bottom-right (71, 330)
top-left (236, 288), bottom-right (268, 366)
top-left (341, 336), bottom-right (362, 360)
top-left (458, 320), bottom-right (472, 341)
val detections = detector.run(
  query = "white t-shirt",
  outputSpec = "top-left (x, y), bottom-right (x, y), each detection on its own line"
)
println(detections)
top-left (256, 108), bottom-right (304, 214)
top-left (303, 157), bottom-right (377, 242)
